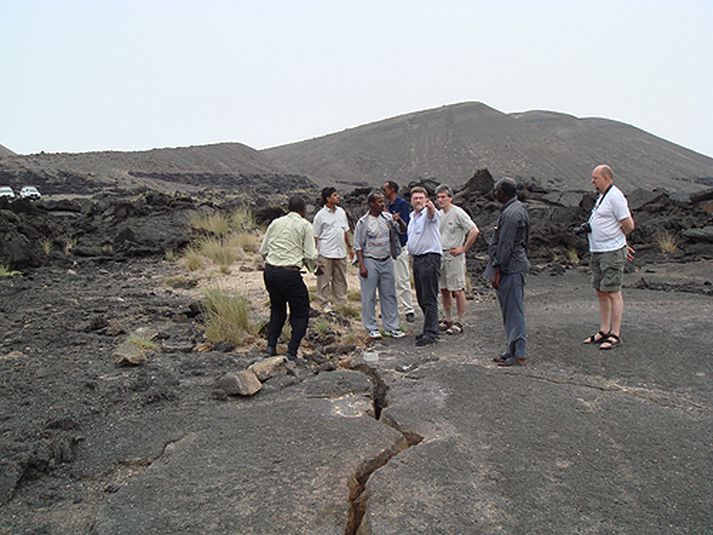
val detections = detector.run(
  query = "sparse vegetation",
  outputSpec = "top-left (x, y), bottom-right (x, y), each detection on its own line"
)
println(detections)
top-left (230, 206), bottom-right (257, 233)
top-left (0, 264), bottom-right (20, 277)
top-left (127, 335), bottom-right (159, 352)
top-left (189, 211), bottom-right (231, 236)
top-left (196, 236), bottom-right (237, 273)
top-left (63, 237), bottom-right (77, 255)
top-left (40, 239), bottom-right (52, 256)
top-left (164, 250), bottom-right (177, 262)
top-left (334, 302), bottom-right (360, 320)
top-left (566, 249), bottom-right (580, 265)
top-left (184, 246), bottom-right (206, 271)
top-left (656, 230), bottom-right (680, 253)
top-left (347, 288), bottom-right (361, 302)
top-left (202, 288), bottom-right (257, 345)
top-left (164, 274), bottom-right (194, 288)
top-left (313, 318), bottom-right (332, 334)
top-left (102, 243), bottom-right (113, 254)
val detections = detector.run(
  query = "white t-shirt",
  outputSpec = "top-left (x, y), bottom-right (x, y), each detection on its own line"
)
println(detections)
top-left (313, 205), bottom-right (349, 258)
top-left (588, 185), bottom-right (631, 252)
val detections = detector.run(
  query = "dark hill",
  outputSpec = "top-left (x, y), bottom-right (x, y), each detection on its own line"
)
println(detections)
top-left (0, 144), bottom-right (16, 158)
top-left (0, 143), bottom-right (314, 195)
top-left (263, 102), bottom-right (713, 193)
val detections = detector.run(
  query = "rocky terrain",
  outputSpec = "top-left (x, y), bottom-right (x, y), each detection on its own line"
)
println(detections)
top-left (0, 143), bottom-right (311, 195)
top-left (1, 170), bottom-right (713, 533)
top-left (264, 102), bottom-right (713, 192)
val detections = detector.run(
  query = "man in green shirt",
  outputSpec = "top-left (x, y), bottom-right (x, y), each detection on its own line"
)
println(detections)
top-left (260, 196), bottom-right (319, 360)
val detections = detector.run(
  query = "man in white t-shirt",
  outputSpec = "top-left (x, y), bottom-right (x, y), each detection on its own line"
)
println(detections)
top-left (313, 187), bottom-right (352, 311)
top-left (582, 164), bottom-right (635, 350)
top-left (435, 184), bottom-right (479, 335)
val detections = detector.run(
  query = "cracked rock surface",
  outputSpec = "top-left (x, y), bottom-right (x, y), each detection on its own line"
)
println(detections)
top-left (1, 259), bottom-right (712, 534)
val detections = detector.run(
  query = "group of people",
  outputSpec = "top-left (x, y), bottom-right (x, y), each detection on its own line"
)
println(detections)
top-left (259, 164), bottom-right (634, 366)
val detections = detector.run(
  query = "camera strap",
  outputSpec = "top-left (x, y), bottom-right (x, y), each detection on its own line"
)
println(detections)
top-left (594, 184), bottom-right (614, 210)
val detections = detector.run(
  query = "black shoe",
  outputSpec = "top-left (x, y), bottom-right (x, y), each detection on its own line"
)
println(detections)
top-left (405, 312), bottom-right (416, 323)
top-left (497, 356), bottom-right (528, 367)
top-left (415, 336), bottom-right (437, 347)
top-left (286, 352), bottom-right (298, 361)
top-left (266, 346), bottom-right (277, 357)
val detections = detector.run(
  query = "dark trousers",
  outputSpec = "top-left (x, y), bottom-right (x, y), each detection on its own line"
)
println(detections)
top-left (263, 267), bottom-right (310, 356)
top-left (413, 253), bottom-right (441, 339)
top-left (497, 272), bottom-right (527, 358)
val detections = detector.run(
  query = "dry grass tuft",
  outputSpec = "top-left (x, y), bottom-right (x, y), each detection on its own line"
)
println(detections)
top-left (164, 250), bottom-right (177, 262)
top-left (0, 264), bottom-right (21, 277)
top-left (230, 206), bottom-right (257, 233)
top-left (334, 302), bottom-right (360, 320)
top-left (127, 335), bottom-right (159, 352)
top-left (63, 237), bottom-right (77, 256)
top-left (347, 288), bottom-right (361, 302)
top-left (656, 230), bottom-right (680, 253)
top-left (196, 236), bottom-right (237, 272)
top-left (189, 211), bottom-right (231, 236)
top-left (40, 239), bottom-right (52, 256)
top-left (202, 289), bottom-right (257, 345)
top-left (184, 246), bottom-right (205, 271)
top-left (566, 249), bottom-right (580, 265)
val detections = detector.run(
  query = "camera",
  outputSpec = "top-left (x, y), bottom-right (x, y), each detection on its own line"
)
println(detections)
top-left (574, 222), bottom-right (592, 236)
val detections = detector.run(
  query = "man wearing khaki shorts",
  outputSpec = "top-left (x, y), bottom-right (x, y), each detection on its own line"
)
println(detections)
top-left (582, 164), bottom-right (635, 350)
top-left (435, 184), bottom-right (479, 335)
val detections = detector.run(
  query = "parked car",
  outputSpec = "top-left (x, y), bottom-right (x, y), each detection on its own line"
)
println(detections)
top-left (19, 186), bottom-right (41, 200)
top-left (0, 186), bottom-right (15, 199)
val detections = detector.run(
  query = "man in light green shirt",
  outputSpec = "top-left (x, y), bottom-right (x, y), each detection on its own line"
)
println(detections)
top-left (260, 196), bottom-right (319, 360)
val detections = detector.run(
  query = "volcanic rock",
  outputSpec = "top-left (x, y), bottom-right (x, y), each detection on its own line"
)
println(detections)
top-left (214, 370), bottom-right (262, 396)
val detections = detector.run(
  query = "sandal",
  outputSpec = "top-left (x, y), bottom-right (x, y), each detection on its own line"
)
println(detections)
top-left (599, 333), bottom-right (622, 350)
top-left (446, 321), bottom-right (463, 335)
top-left (438, 319), bottom-right (452, 331)
top-left (583, 330), bottom-right (610, 345)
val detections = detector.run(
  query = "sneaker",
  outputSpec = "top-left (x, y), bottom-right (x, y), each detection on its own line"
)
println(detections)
top-left (368, 330), bottom-right (383, 339)
top-left (405, 312), bottom-right (416, 323)
top-left (385, 329), bottom-right (406, 339)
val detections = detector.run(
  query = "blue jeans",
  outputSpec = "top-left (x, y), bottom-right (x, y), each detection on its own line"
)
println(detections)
top-left (498, 272), bottom-right (527, 358)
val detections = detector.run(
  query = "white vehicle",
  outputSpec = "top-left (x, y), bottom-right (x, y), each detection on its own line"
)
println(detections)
top-left (19, 186), bottom-right (41, 200)
top-left (0, 186), bottom-right (15, 199)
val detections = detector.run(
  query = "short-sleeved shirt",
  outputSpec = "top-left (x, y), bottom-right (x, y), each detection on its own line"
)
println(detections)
top-left (407, 209), bottom-right (442, 256)
top-left (439, 205), bottom-right (476, 250)
top-left (313, 205), bottom-right (349, 259)
top-left (588, 185), bottom-right (631, 253)
top-left (354, 212), bottom-right (393, 259)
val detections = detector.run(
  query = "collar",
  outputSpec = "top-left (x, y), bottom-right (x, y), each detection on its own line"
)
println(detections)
top-left (501, 197), bottom-right (517, 210)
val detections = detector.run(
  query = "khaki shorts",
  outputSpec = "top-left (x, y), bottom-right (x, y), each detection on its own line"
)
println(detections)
top-left (590, 247), bottom-right (626, 292)
top-left (440, 253), bottom-right (466, 291)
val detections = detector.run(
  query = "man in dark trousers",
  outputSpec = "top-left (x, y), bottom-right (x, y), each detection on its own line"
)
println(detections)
top-left (407, 186), bottom-right (443, 346)
top-left (485, 178), bottom-right (531, 366)
top-left (383, 180), bottom-right (416, 323)
top-left (259, 196), bottom-right (318, 360)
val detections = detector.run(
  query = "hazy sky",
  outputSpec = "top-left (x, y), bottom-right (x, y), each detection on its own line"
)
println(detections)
top-left (1, 0), bottom-right (712, 157)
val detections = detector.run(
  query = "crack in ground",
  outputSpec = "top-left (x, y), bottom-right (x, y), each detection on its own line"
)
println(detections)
top-left (344, 361), bottom-right (424, 535)
top-left (499, 370), bottom-right (712, 414)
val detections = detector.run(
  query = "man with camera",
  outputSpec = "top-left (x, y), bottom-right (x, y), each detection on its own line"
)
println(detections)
top-left (581, 164), bottom-right (635, 350)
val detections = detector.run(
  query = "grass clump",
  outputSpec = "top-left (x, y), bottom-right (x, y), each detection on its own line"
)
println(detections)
top-left (230, 206), bottom-right (257, 233)
top-left (656, 230), bottom-right (680, 253)
top-left (63, 237), bottom-right (77, 256)
top-left (164, 250), bottom-right (177, 262)
top-left (202, 289), bottom-right (257, 345)
top-left (334, 302), bottom-right (360, 320)
top-left (127, 335), bottom-right (159, 352)
top-left (184, 246), bottom-right (205, 271)
top-left (40, 239), bottom-right (52, 256)
top-left (196, 236), bottom-right (237, 273)
top-left (347, 288), bottom-right (361, 302)
top-left (0, 264), bottom-right (20, 277)
top-left (225, 232), bottom-right (261, 256)
top-left (189, 211), bottom-right (231, 236)
top-left (566, 249), bottom-right (580, 265)
top-left (313, 318), bottom-right (332, 334)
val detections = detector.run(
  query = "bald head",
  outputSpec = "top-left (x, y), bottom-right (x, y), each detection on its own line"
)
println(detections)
top-left (591, 164), bottom-right (614, 193)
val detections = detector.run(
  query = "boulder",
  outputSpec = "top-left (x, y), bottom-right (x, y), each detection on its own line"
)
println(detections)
top-left (248, 356), bottom-right (287, 381)
top-left (113, 341), bottom-right (147, 366)
top-left (214, 370), bottom-right (262, 396)
top-left (682, 226), bottom-right (713, 243)
top-left (462, 168), bottom-right (494, 195)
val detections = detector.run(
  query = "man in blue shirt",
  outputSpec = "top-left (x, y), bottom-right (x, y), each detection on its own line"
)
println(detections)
top-left (407, 186), bottom-right (442, 346)
top-left (383, 181), bottom-right (416, 323)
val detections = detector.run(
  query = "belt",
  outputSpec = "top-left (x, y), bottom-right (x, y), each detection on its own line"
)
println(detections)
top-left (265, 263), bottom-right (301, 271)
top-left (413, 252), bottom-right (441, 258)
top-left (365, 256), bottom-right (391, 262)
